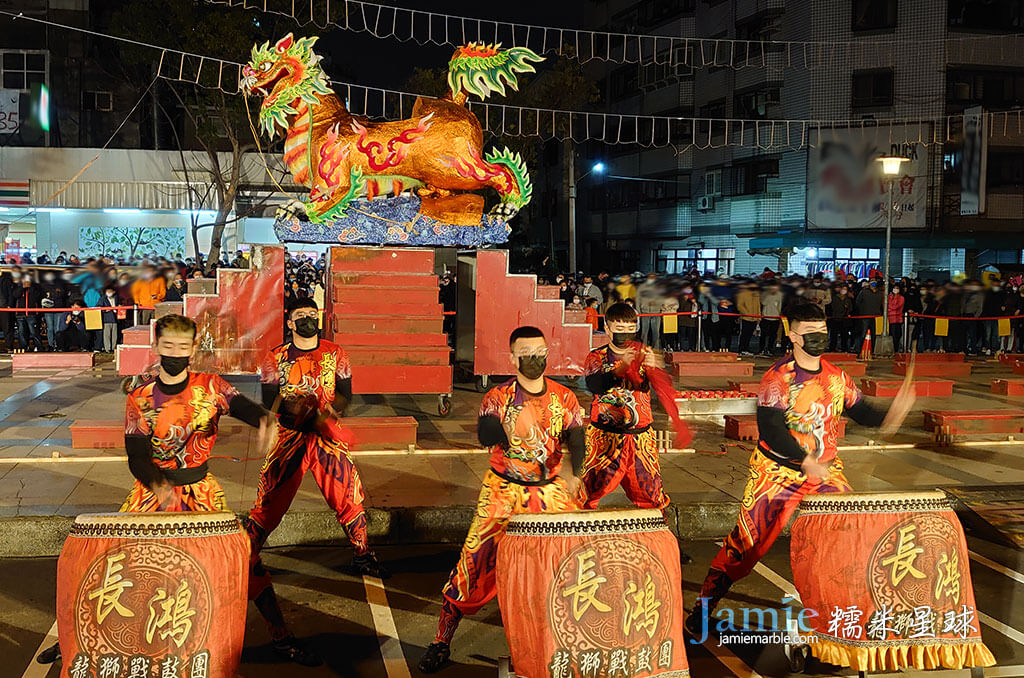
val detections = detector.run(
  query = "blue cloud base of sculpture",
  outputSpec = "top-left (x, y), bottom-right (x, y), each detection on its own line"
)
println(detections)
top-left (273, 195), bottom-right (511, 246)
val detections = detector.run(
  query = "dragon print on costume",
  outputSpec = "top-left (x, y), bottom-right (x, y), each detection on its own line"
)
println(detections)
top-left (241, 34), bottom-right (541, 246)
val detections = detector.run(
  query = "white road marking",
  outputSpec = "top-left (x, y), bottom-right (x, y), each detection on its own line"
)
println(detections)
top-left (969, 549), bottom-right (1024, 585)
top-left (979, 610), bottom-right (1024, 647)
top-left (21, 620), bottom-right (57, 678)
top-left (363, 575), bottom-right (412, 678)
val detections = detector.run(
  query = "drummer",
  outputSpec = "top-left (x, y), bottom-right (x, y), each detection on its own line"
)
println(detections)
top-left (418, 326), bottom-right (586, 674)
top-left (577, 302), bottom-right (670, 512)
top-left (245, 297), bottom-right (388, 663)
top-left (37, 314), bottom-right (316, 666)
top-left (687, 302), bottom-right (916, 637)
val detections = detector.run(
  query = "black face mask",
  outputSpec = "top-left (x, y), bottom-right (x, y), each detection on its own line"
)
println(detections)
top-left (518, 355), bottom-right (546, 380)
top-left (293, 316), bottom-right (319, 338)
top-left (799, 332), bottom-right (829, 357)
top-left (612, 332), bottom-right (637, 348)
top-left (160, 355), bottom-right (190, 376)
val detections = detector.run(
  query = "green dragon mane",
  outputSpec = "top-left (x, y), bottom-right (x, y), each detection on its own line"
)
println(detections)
top-left (247, 34), bottom-right (332, 138)
top-left (447, 43), bottom-right (544, 100)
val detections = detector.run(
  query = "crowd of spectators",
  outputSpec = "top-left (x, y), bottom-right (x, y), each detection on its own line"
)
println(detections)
top-left (546, 269), bottom-right (1024, 356)
top-left (0, 248), bottom-right (327, 353)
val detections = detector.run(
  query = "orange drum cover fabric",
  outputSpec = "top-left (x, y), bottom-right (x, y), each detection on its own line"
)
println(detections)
top-left (56, 512), bottom-right (250, 678)
top-left (497, 509), bottom-right (689, 678)
top-left (790, 492), bottom-right (995, 672)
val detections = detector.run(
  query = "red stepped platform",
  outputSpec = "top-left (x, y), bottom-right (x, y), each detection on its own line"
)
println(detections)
top-left (834, 362), bottom-right (867, 377)
top-left (345, 416), bottom-right (418, 450)
top-left (725, 414), bottom-right (846, 441)
top-left (999, 353), bottom-right (1024, 365)
top-left (1013, 361), bottom-right (1024, 375)
top-left (895, 361), bottom-right (971, 377)
top-left (474, 251), bottom-right (594, 378)
top-left (668, 352), bottom-right (738, 363)
top-left (894, 352), bottom-right (966, 362)
top-left (861, 378), bottom-right (954, 397)
top-left (728, 380), bottom-right (763, 392)
top-left (70, 420), bottom-right (122, 449)
top-left (121, 325), bottom-right (151, 346)
top-left (12, 352), bottom-right (95, 369)
top-left (328, 247), bottom-right (451, 399)
top-left (821, 353), bottom-right (858, 362)
top-left (923, 409), bottom-right (1024, 435)
top-left (673, 361), bottom-right (754, 377)
top-left (991, 379), bottom-right (1024, 396)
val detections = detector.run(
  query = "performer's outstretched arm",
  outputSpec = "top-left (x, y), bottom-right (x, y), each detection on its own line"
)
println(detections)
top-left (125, 434), bottom-right (165, 491)
top-left (229, 393), bottom-right (269, 427)
top-left (755, 406), bottom-right (806, 466)
top-left (478, 414), bottom-right (508, 448)
top-left (845, 399), bottom-right (887, 427)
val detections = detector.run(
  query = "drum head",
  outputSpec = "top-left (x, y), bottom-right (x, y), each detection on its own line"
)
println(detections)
top-left (70, 511), bottom-right (242, 538)
top-left (505, 508), bottom-right (667, 537)
top-left (798, 490), bottom-right (952, 514)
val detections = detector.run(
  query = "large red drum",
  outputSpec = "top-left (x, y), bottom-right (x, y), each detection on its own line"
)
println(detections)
top-left (791, 491), bottom-right (996, 672)
top-left (57, 512), bottom-right (250, 678)
top-left (496, 509), bottom-right (689, 678)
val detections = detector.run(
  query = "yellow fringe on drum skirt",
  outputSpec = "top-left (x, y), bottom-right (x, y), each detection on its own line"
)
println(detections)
top-left (809, 634), bottom-right (996, 673)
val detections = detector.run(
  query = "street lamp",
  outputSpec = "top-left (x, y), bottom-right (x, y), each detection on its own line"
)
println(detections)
top-left (876, 155), bottom-right (909, 355)
top-left (567, 160), bottom-right (605, 273)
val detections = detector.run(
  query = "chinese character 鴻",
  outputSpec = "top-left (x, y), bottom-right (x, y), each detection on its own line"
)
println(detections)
top-left (622, 574), bottom-right (662, 639)
top-left (146, 580), bottom-right (196, 648)
top-left (934, 551), bottom-right (961, 603)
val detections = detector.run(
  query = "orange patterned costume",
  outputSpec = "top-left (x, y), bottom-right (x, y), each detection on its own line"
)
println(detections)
top-left (121, 373), bottom-right (245, 512)
top-left (433, 378), bottom-right (584, 645)
top-left (695, 357), bottom-right (860, 614)
top-left (245, 339), bottom-right (367, 600)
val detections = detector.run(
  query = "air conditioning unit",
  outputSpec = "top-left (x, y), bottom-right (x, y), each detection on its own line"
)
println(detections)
top-left (697, 195), bottom-right (715, 211)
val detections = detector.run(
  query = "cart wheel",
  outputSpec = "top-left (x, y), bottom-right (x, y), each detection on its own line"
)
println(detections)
top-left (475, 375), bottom-right (489, 393)
top-left (788, 644), bottom-right (810, 673)
top-left (438, 395), bottom-right (452, 417)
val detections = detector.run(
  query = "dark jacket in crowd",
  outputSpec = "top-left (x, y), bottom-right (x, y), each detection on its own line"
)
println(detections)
top-left (13, 283), bottom-right (43, 315)
top-left (854, 287), bottom-right (883, 316)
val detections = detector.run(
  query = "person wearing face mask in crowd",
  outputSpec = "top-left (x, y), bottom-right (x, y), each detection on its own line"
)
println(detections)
top-left (887, 283), bottom-right (906, 354)
top-left (982, 279), bottom-right (1009, 355)
top-left (97, 284), bottom-right (120, 352)
top-left (826, 283), bottom-right (853, 353)
top-left (853, 280), bottom-right (883, 354)
top-left (58, 300), bottom-right (89, 351)
top-left (132, 265), bottom-right (166, 325)
top-left (636, 273), bottom-right (664, 350)
top-left (577, 302), bottom-right (668, 513)
top-left (164, 275), bottom-right (187, 303)
top-left (758, 282), bottom-right (784, 355)
top-left (244, 298), bottom-right (387, 665)
top-left (419, 326), bottom-right (585, 674)
top-left (687, 302), bottom-right (916, 638)
top-left (38, 270), bottom-right (67, 351)
top-left (13, 271), bottom-right (44, 352)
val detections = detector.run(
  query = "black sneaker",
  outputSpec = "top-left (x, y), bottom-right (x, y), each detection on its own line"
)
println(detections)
top-left (685, 607), bottom-right (706, 639)
top-left (271, 635), bottom-right (322, 667)
top-left (37, 642), bottom-right (61, 664)
top-left (418, 642), bottom-right (451, 673)
top-left (351, 552), bottom-right (391, 579)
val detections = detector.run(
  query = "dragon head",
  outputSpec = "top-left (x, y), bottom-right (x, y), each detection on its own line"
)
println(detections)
top-left (447, 43), bottom-right (544, 100)
top-left (241, 33), bottom-right (332, 138)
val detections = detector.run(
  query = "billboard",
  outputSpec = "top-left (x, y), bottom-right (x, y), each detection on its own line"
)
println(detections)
top-left (960, 106), bottom-right (988, 216)
top-left (807, 125), bottom-right (929, 230)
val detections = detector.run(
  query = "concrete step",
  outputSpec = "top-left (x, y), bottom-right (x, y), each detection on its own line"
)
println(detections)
top-left (332, 285), bottom-right (440, 307)
top-left (991, 378), bottom-right (1024, 396)
top-left (724, 413), bottom-right (847, 441)
top-left (346, 416), bottom-right (418, 450)
top-left (351, 364), bottom-right (451, 394)
top-left (346, 345), bottom-right (450, 367)
top-left (668, 352), bottom-right (738, 363)
top-left (923, 408), bottom-right (1024, 434)
top-left (70, 420), bottom-right (123, 449)
top-left (13, 352), bottom-right (95, 369)
top-left (333, 300), bottom-right (443, 317)
top-left (331, 247), bottom-right (435, 274)
top-left (673, 361), bottom-right (754, 378)
top-left (896, 361), bottom-right (971, 377)
top-left (894, 352), bottom-right (965, 362)
top-left (860, 378), bottom-right (954, 397)
top-left (332, 332), bottom-right (449, 347)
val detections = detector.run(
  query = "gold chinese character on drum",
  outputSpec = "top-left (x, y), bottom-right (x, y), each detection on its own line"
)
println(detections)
top-left (57, 512), bottom-right (250, 678)
top-left (496, 509), bottom-right (689, 678)
top-left (790, 491), bottom-right (996, 672)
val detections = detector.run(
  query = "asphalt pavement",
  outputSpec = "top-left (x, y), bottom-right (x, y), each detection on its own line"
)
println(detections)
top-left (5, 535), bottom-right (1024, 678)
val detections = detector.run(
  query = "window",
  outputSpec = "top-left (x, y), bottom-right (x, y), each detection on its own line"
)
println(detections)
top-left (852, 0), bottom-right (898, 31)
top-left (1, 50), bottom-right (46, 92)
top-left (735, 15), bottom-right (784, 65)
top-left (949, 0), bottom-right (1023, 30)
top-left (733, 158), bottom-right (780, 194)
top-left (673, 44), bottom-right (695, 78)
top-left (610, 64), bottom-right (640, 101)
top-left (947, 69), bottom-right (1024, 109)
top-left (85, 91), bottom-right (113, 112)
top-left (734, 88), bottom-right (781, 119)
top-left (698, 98), bottom-right (727, 142)
top-left (656, 247), bottom-right (734, 275)
top-left (988, 152), bottom-right (1024, 188)
top-left (705, 169), bottom-right (722, 196)
top-left (852, 69), bottom-right (894, 109)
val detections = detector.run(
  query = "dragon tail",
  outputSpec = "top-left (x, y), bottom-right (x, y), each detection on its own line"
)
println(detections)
top-left (447, 43), bottom-right (544, 104)
top-left (485, 147), bottom-right (533, 210)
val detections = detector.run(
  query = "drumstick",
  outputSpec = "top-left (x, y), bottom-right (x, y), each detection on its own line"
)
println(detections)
top-left (880, 341), bottom-right (916, 436)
